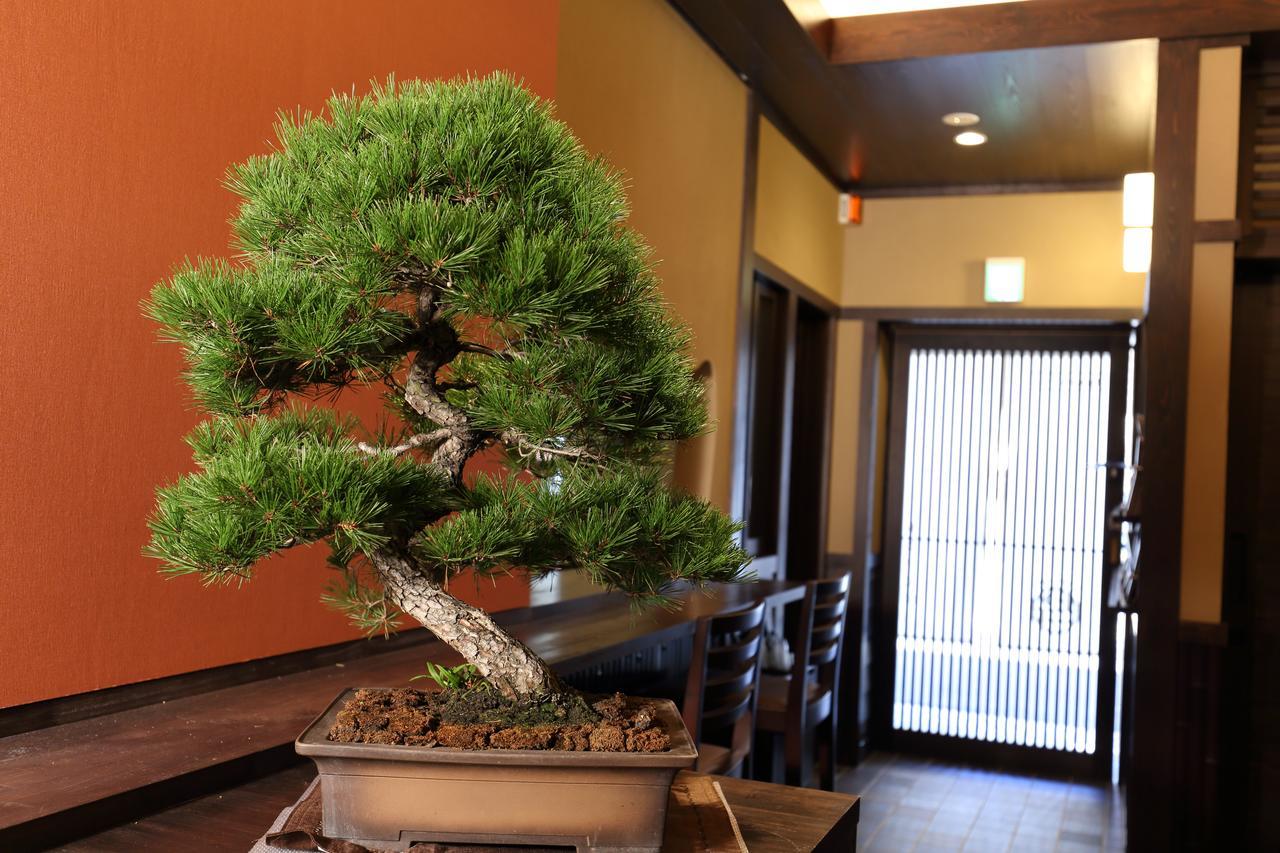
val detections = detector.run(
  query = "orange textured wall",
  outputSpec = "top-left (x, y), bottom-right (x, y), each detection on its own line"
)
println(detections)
top-left (0, 0), bottom-right (558, 709)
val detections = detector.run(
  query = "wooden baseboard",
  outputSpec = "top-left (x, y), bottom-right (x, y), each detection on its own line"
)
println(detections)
top-left (1178, 619), bottom-right (1229, 647)
top-left (824, 552), bottom-right (856, 577)
top-left (0, 629), bottom-right (434, 739)
top-left (1173, 619), bottom-right (1228, 847)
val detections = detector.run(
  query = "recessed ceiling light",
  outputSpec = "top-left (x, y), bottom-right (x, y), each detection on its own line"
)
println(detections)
top-left (942, 112), bottom-right (980, 127)
top-left (954, 131), bottom-right (988, 146)
top-left (819, 0), bottom-right (1026, 18)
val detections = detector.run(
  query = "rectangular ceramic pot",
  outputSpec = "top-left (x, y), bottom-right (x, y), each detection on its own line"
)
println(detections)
top-left (296, 688), bottom-right (698, 853)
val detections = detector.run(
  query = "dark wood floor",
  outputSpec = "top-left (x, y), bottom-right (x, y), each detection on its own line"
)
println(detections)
top-left (49, 764), bottom-right (315, 852)
top-left (837, 753), bottom-right (1125, 853)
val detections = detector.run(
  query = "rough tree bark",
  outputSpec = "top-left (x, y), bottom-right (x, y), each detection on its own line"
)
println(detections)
top-left (369, 548), bottom-right (567, 700)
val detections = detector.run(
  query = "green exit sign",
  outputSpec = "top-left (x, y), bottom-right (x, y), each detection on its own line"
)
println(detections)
top-left (984, 257), bottom-right (1025, 303)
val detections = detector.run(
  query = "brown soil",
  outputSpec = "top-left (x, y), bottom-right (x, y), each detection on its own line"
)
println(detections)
top-left (326, 688), bottom-right (672, 753)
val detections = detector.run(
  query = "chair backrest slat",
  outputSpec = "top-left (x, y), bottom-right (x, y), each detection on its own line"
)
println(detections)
top-left (706, 633), bottom-right (764, 670)
top-left (701, 694), bottom-right (753, 730)
top-left (703, 665), bottom-right (758, 707)
top-left (708, 606), bottom-right (768, 636)
top-left (814, 596), bottom-right (848, 620)
top-left (809, 617), bottom-right (843, 650)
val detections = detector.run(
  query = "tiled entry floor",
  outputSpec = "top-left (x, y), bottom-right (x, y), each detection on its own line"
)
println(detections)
top-left (835, 753), bottom-right (1126, 852)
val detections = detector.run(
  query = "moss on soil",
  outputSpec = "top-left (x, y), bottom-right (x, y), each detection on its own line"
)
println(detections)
top-left (431, 682), bottom-right (601, 727)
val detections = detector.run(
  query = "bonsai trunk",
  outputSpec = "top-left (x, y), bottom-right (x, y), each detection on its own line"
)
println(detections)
top-left (370, 549), bottom-right (566, 700)
top-left (374, 316), bottom-right (568, 701)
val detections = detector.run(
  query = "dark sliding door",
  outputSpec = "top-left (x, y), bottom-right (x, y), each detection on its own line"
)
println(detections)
top-left (786, 300), bottom-right (835, 583)
top-left (743, 275), bottom-right (794, 580)
top-left (878, 326), bottom-right (1129, 777)
top-left (740, 271), bottom-right (833, 583)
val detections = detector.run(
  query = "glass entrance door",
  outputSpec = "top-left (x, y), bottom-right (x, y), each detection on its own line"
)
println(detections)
top-left (880, 328), bottom-right (1129, 776)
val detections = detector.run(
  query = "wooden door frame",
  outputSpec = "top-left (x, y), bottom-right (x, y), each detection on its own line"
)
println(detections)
top-left (740, 270), bottom-right (799, 580)
top-left (872, 323), bottom-right (1131, 779)
top-left (840, 311), bottom-right (1143, 763)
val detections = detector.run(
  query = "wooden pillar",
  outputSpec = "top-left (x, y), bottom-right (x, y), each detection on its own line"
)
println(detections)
top-left (839, 319), bottom-right (881, 762)
top-left (730, 95), bottom-right (760, 532)
top-left (1129, 37), bottom-right (1199, 853)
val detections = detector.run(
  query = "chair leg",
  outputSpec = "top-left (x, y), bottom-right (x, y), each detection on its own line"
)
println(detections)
top-left (784, 723), bottom-right (810, 788)
top-left (819, 715), bottom-right (837, 792)
top-left (753, 729), bottom-right (782, 784)
top-left (784, 756), bottom-right (804, 787)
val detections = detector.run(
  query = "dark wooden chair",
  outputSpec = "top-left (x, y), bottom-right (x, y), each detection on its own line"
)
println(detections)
top-left (681, 599), bottom-right (767, 777)
top-left (756, 573), bottom-right (851, 790)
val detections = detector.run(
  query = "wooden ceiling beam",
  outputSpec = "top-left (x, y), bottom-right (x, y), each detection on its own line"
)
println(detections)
top-left (828, 0), bottom-right (1279, 65)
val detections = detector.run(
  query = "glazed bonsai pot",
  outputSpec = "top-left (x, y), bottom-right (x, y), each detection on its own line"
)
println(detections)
top-left (296, 688), bottom-right (698, 853)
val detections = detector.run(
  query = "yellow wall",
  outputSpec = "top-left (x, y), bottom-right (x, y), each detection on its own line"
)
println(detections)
top-left (1180, 45), bottom-right (1242, 623)
top-left (755, 116), bottom-right (846, 304)
top-left (842, 191), bottom-right (1148, 308)
top-left (555, 0), bottom-right (748, 511)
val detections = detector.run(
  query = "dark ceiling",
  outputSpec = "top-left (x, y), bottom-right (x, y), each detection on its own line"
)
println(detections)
top-left (670, 0), bottom-right (1157, 192)
top-left (834, 41), bottom-right (1156, 189)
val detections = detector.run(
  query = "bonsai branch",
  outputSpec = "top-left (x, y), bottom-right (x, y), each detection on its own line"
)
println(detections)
top-left (501, 430), bottom-right (602, 465)
top-left (458, 341), bottom-right (514, 361)
top-left (401, 317), bottom-right (495, 485)
top-left (357, 428), bottom-right (452, 457)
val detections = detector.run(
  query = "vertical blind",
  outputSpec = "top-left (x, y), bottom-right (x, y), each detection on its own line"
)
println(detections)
top-left (892, 348), bottom-right (1111, 754)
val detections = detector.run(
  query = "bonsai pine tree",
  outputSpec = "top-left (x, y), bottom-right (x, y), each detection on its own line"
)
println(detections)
top-left (144, 75), bottom-right (750, 703)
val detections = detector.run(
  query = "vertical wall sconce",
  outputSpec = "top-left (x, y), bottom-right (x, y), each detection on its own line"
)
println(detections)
top-left (1122, 227), bottom-right (1153, 275)
top-left (1123, 172), bottom-right (1154, 273)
